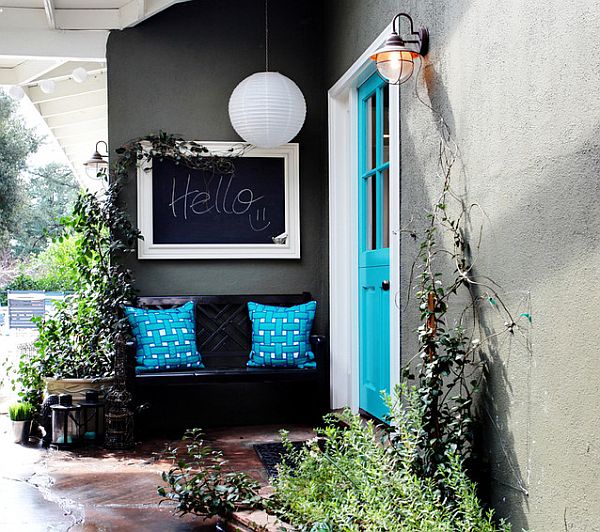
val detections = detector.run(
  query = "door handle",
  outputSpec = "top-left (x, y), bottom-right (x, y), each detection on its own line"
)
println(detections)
top-left (381, 280), bottom-right (390, 291)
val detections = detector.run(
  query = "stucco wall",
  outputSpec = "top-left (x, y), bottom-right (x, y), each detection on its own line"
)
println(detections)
top-left (106, 0), bottom-right (329, 332)
top-left (327, 1), bottom-right (600, 530)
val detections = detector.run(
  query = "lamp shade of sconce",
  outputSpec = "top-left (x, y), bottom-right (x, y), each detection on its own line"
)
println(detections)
top-left (228, 72), bottom-right (306, 149)
top-left (371, 13), bottom-right (429, 85)
top-left (39, 79), bottom-right (56, 94)
top-left (72, 67), bottom-right (88, 83)
top-left (7, 85), bottom-right (24, 100)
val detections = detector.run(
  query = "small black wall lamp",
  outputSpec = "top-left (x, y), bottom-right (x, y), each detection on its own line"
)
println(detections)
top-left (83, 140), bottom-right (109, 179)
top-left (370, 13), bottom-right (429, 85)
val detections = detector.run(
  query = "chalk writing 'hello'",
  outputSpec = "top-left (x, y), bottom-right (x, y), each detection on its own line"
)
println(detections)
top-left (169, 174), bottom-right (271, 232)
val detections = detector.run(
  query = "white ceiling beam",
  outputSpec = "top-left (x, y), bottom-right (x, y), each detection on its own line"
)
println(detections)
top-left (0, 68), bottom-right (17, 85)
top-left (64, 144), bottom-right (105, 159)
top-left (38, 61), bottom-right (106, 82)
top-left (0, 29), bottom-right (108, 60)
top-left (55, 9), bottom-right (121, 31)
top-left (120, 0), bottom-right (188, 28)
top-left (27, 74), bottom-right (106, 104)
top-left (60, 134), bottom-right (108, 150)
top-left (45, 107), bottom-right (107, 129)
top-left (34, 92), bottom-right (107, 118)
top-left (0, 8), bottom-right (48, 30)
top-left (0, 59), bottom-right (65, 85)
top-left (43, 0), bottom-right (56, 30)
top-left (0, 2), bottom-right (186, 32)
top-left (51, 121), bottom-right (107, 141)
top-left (17, 59), bottom-right (66, 84)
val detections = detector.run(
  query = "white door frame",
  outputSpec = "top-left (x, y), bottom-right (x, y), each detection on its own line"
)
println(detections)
top-left (328, 22), bottom-right (401, 411)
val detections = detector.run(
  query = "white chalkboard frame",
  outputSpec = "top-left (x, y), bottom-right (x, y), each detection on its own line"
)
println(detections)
top-left (137, 141), bottom-right (300, 259)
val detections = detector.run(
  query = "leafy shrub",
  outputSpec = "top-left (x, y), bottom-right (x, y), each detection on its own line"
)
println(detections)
top-left (158, 428), bottom-right (263, 519)
top-left (3, 345), bottom-right (45, 409)
top-left (29, 233), bottom-right (82, 290)
top-left (0, 272), bottom-right (71, 306)
top-left (8, 402), bottom-right (35, 421)
top-left (2, 182), bottom-right (138, 408)
top-left (268, 386), bottom-right (510, 532)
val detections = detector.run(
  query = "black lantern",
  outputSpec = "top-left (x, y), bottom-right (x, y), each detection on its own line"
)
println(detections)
top-left (41, 393), bottom-right (60, 447)
top-left (79, 391), bottom-right (105, 443)
top-left (50, 394), bottom-right (81, 449)
top-left (83, 140), bottom-right (109, 180)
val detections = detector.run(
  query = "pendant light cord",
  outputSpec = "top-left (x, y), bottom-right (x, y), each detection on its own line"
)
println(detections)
top-left (265, 0), bottom-right (269, 72)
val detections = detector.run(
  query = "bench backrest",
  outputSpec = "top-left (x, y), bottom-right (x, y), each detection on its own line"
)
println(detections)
top-left (135, 293), bottom-right (313, 367)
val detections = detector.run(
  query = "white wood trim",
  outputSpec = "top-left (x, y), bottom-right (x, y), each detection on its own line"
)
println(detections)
top-left (329, 22), bottom-right (394, 98)
top-left (389, 83), bottom-right (402, 394)
top-left (328, 20), bottom-right (402, 411)
top-left (137, 141), bottom-right (301, 260)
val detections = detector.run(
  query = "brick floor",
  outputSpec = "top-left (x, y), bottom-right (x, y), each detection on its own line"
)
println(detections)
top-left (0, 416), bottom-right (313, 531)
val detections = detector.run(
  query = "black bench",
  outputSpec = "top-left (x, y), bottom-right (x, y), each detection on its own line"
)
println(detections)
top-left (127, 293), bottom-right (328, 432)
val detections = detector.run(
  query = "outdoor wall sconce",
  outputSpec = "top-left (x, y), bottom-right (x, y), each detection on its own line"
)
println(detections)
top-left (370, 13), bottom-right (429, 85)
top-left (84, 140), bottom-right (109, 179)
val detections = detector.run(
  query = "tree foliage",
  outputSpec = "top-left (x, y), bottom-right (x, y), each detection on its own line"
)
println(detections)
top-left (11, 163), bottom-right (79, 257)
top-left (0, 92), bottom-right (40, 255)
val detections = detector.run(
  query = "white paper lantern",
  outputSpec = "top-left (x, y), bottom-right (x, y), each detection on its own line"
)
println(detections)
top-left (72, 67), bottom-right (88, 83)
top-left (39, 80), bottom-right (56, 94)
top-left (7, 85), bottom-right (24, 100)
top-left (228, 72), bottom-right (306, 148)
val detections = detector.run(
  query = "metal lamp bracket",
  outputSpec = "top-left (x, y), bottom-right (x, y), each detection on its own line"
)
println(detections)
top-left (393, 13), bottom-right (429, 56)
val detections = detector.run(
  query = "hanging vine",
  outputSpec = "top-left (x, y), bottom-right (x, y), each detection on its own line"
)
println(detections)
top-left (399, 71), bottom-right (532, 490)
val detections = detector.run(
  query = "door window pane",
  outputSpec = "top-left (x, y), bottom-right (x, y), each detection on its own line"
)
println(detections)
top-left (365, 175), bottom-right (377, 250)
top-left (366, 95), bottom-right (377, 170)
top-left (383, 86), bottom-right (390, 163)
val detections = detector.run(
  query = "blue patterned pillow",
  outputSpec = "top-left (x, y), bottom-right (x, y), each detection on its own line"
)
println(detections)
top-left (124, 301), bottom-right (204, 373)
top-left (247, 301), bottom-right (317, 368)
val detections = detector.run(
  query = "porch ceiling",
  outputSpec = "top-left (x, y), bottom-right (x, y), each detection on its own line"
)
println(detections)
top-left (0, 0), bottom-right (188, 188)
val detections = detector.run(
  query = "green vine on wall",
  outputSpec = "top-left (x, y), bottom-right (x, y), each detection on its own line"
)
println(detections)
top-left (400, 84), bottom-right (532, 492)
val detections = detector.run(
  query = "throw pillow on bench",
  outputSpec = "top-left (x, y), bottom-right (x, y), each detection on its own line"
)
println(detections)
top-left (246, 301), bottom-right (317, 369)
top-left (124, 301), bottom-right (204, 373)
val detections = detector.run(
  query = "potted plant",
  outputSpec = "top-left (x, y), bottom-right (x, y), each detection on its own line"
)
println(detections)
top-left (4, 184), bottom-right (138, 409)
top-left (8, 402), bottom-right (34, 444)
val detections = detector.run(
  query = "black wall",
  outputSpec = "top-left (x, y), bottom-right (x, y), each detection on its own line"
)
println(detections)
top-left (107, 0), bottom-right (328, 332)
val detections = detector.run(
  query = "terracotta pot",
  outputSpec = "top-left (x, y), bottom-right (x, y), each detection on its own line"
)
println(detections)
top-left (44, 377), bottom-right (113, 403)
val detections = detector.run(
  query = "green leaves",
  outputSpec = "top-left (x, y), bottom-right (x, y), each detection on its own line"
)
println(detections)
top-left (8, 153), bottom-right (141, 401)
top-left (157, 429), bottom-right (263, 519)
top-left (268, 387), bottom-right (509, 532)
top-left (8, 401), bottom-right (35, 421)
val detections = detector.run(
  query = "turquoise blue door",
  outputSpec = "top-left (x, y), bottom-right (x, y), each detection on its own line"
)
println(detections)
top-left (358, 73), bottom-right (390, 421)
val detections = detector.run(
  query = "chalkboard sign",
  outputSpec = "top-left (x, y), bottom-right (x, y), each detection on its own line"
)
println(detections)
top-left (137, 142), bottom-right (300, 259)
top-left (152, 156), bottom-right (285, 245)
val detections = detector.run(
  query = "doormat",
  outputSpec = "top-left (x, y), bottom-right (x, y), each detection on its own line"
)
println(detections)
top-left (253, 441), bottom-right (305, 478)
